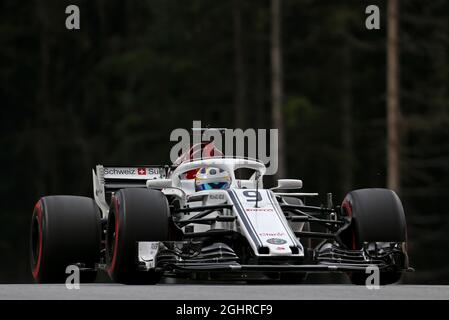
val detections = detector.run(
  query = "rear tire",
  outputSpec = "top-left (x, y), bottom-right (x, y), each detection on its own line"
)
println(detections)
top-left (106, 188), bottom-right (170, 284)
top-left (341, 188), bottom-right (407, 285)
top-left (30, 196), bottom-right (101, 283)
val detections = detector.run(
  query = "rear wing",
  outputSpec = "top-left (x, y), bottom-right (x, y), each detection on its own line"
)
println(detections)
top-left (92, 165), bottom-right (167, 217)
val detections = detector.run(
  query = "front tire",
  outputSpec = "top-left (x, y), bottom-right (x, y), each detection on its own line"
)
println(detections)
top-left (30, 196), bottom-right (101, 283)
top-left (106, 188), bottom-right (170, 284)
top-left (341, 188), bottom-right (407, 285)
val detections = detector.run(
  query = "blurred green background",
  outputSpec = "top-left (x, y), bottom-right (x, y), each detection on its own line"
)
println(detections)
top-left (0, 0), bottom-right (448, 283)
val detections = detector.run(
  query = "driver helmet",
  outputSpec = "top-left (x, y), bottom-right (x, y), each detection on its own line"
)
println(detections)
top-left (195, 167), bottom-right (231, 191)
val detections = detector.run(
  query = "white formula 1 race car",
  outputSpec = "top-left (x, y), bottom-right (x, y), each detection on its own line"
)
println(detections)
top-left (30, 143), bottom-right (411, 285)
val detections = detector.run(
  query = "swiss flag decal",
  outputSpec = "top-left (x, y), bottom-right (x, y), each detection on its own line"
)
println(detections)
top-left (137, 168), bottom-right (146, 175)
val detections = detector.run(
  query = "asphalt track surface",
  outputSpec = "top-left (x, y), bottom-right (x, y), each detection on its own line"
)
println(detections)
top-left (1, 283), bottom-right (448, 300)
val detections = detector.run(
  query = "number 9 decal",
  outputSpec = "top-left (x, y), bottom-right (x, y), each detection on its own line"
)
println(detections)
top-left (243, 190), bottom-right (262, 202)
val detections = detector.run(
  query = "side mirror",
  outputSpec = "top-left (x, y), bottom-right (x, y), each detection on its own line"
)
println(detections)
top-left (146, 179), bottom-right (172, 189)
top-left (272, 179), bottom-right (303, 190)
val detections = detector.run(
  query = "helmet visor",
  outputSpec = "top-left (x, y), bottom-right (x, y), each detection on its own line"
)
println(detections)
top-left (197, 181), bottom-right (230, 190)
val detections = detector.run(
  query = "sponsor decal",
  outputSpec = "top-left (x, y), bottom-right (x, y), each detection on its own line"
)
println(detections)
top-left (104, 168), bottom-right (136, 175)
top-left (266, 238), bottom-right (287, 245)
top-left (103, 167), bottom-right (163, 177)
top-left (259, 232), bottom-right (285, 237)
top-left (148, 168), bottom-right (162, 175)
top-left (245, 208), bottom-right (274, 212)
top-left (276, 246), bottom-right (286, 251)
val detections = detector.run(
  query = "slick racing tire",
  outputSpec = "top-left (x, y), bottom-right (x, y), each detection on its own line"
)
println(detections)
top-left (106, 188), bottom-right (170, 284)
top-left (30, 196), bottom-right (101, 283)
top-left (341, 188), bottom-right (407, 285)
